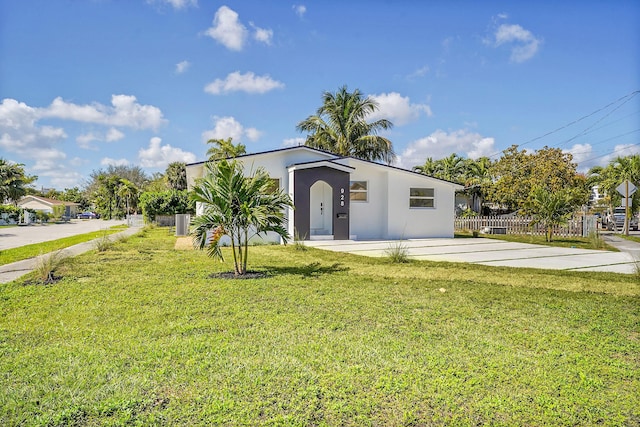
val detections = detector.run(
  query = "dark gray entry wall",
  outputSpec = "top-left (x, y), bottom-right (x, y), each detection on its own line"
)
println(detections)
top-left (293, 166), bottom-right (350, 240)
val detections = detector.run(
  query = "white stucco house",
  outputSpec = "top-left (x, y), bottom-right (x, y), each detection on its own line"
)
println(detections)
top-left (185, 146), bottom-right (463, 242)
top-left (17, 195), bottom-right (79, 218)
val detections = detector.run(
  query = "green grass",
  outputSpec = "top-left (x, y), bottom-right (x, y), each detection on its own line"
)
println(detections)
top-left (0, 225), bottom-right (127, 266)
top-left (1, 228), bottom-right (638, 426)
top-left (456, 230), bottom-right (618, 251)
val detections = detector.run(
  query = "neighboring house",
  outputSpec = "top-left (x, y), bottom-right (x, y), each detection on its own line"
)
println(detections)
top-left (17, 195), bottom-right (79, 218)
top-left (186, 146), bottom-right (464, 242)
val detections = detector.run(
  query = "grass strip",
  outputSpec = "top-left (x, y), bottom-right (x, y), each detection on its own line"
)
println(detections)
top-left (0, 225), bottom-right (127, 265)
top-left (456, 231), bottom-right (618, 251)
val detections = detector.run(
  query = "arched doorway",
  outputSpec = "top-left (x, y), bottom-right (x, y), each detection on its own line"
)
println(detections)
top-left (310, 180), bottom-right (333, 237)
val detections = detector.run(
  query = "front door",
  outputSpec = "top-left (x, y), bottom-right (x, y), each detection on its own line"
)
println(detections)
top-left (310, 180), bottom-right (333, 236)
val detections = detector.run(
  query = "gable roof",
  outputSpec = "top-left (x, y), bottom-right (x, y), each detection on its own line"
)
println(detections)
top-left (18, 195), bottom-right (79, 207)
top-left (186, 145), bottom-right (464, 189)
top-left (186, 145), bottom-right (337, 167)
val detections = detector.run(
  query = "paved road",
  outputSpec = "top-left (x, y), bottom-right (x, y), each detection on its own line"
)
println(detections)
top-left (0, 224), bottom-right (141, 284)
top-left (0, 219), bottom-right (127, 250)
top-left (306, 234), bottom-right (640, 274)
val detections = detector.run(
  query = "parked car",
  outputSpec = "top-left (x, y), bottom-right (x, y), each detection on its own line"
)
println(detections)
top-left (77, 212), bottom-right (97, 219)
top-left (605, 207), bottom-right (638, 231)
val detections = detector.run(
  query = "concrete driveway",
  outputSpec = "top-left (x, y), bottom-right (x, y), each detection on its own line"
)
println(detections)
top-left (0, 219), bottom-right (127, 250)
top-left (305, 237), bottom-right (640, 274)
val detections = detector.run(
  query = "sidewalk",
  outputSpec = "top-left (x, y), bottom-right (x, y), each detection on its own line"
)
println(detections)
top-left (0, 226), bottom-right (142, 284)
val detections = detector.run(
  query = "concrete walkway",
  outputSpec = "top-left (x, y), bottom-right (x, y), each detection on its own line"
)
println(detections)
top-left (305, 235), bottom-right (640, 274)
top-left (0, 226), bottom-right (142, 284)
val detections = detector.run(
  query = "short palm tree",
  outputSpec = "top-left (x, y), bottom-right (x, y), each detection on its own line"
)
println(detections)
top-left (527, 187), bottom-right (576, 242)
top-left (297, 86), bottom-right (395, 164)
top-left (190, 159), bottom-right (293, 276)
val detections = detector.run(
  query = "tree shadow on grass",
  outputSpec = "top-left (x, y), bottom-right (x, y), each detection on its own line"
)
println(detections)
top-left (265, 262), bottom-right (349, 278)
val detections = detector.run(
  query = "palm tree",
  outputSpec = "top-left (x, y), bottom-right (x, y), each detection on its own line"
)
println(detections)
top-left (527, 187), bottom-right (576, 242)
top-left (190, 159), bottom-right (293, 276)
top-left (206, 137), bottom-right (246, 161)
top-left (413, 157), bottom-right (439, 176)
top-left (166, 162), bottom-right (187, 190)
top-left (463, 157), bottom-right (493, 214)
top-left (117, 179), bottom-right (139, 216)
top-left (0, 159), bottom-right (34, 205)
top-left (296, 86), bottom-right (395, 164)
top-left (437, 153), bottom-right (466, 183)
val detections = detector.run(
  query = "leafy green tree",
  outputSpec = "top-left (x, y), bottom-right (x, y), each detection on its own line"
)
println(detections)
top-left (190, 159), bottom-right (293, 276)
top-left (165, 162), bottom-right (188, 191)
top-left (297, 85), bottom-right (395, 163)
top-left (206, 137), bottom-right (247, 161)
top-left (0, 159), bottom-right (36, 204)
top-left (139, 190), bottom-right (195, 223)
top-left (488, 145), bottom-right (587, 212)
top-left (527, 187), bottom-right (578, 242)
top-left (59, 187), bottom-right (90, 211)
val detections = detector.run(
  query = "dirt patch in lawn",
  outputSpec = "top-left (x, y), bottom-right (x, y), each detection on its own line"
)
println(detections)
top-left (174, 237), bottom-right (194, 250)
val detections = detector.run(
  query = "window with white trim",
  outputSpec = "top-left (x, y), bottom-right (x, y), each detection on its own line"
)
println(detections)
top-left (409, 188), bottom-right (435, 208)
top-left (350, 181), bottom-right (368, 202)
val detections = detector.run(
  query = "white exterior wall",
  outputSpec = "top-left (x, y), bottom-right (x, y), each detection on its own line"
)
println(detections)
top-left (385, 173), bottom-right (457, 239)
top-left (186, 147), bottom-right (461, 242)
top-left (342, 158), bottom-right (459, 239)
top-left (346, 162), bottom-right (389, 239)
top-left (186, 148), bottom-right (336, 244)
top-left (19, 199), bottom-right (54, 213)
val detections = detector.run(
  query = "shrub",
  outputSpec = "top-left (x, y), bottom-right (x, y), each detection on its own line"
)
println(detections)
top-left (385, 241), bottom-right (410, 263)
top-left (34, 250), bottom-right (65, 284)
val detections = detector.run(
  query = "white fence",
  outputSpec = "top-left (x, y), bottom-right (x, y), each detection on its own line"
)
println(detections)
top-left (455, 216), bottom-right (598, 238)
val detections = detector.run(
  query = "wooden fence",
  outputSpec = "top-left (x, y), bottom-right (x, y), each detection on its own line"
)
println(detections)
top-left (455, 216), bottom-right (598, 238)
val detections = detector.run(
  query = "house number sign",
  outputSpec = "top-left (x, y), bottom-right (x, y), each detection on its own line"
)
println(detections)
top-left (340, 188), bottom-right (345, 206)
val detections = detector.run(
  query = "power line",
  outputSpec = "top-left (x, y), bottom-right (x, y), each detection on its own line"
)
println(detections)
top-left (486, 89), bottom-right (640, 160)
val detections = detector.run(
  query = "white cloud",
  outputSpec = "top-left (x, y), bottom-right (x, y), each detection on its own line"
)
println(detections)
top-left (105, 127), bottom-right (125, 142)
top-left (201, 116), bottom-right (261, 143)
top-left (148, 0), bottom-right (197, 9)
top-left (0, 98), bottom-right (66, 153)
top-left (175, 60), bottom-right (191, 74)
top-left (368, 92), bottom-right (432, 126)
top-left (204, 6), bottom-right (248, 51)
top-left (250, 22), bottom-right (273, 45)
top-left (101, 157), bottom-right (130, 167)
top-left (568, 143), bottom-right (640, 173)
top-left (283, 137), bottom-right (305, 147)
top-left (204, 71), bottom-right (285, 95)
top-left (293, 4), bottom-right (306, 18)
top-left (407, 65), bottom-right (430, 80)
top-left (138, 137), bottom-right (197, 168)
top-left (489, 23), bottom-right (542, 63)
top-left (39, 95), bottom-right (166, 131)
top-left (397, 129), bottom-right (496, 169)
top-left (76, 127), bottom-right (124, 149)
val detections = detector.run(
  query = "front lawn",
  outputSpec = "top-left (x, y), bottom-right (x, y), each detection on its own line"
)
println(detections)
top-left (1, 228), bottom-right (638, 425)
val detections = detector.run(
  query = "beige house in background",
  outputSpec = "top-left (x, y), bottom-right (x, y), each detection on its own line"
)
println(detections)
top-left (17, 195), bottom-right (79, 218)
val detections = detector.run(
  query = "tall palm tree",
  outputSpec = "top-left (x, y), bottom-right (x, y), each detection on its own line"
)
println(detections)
top-left (191, 159), bottom-right (293, 276)
top-left (464, 157), bottom-right (493, 214)
top-left (437, 153), bottom-right (466, 183)
top-left (206, 137), bottom-right (247, 161)
top-left (117, 178), bottom-right (139, 216)
top-left (166, 162), bottom-right (187, 190)
top-left (413, 157), bottom-right (439, 176)
top-left (297, 86), bottom-right (395, 164)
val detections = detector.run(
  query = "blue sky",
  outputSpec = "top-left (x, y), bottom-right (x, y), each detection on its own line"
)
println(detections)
top-left (1, 0), bottom-right (639, 190)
